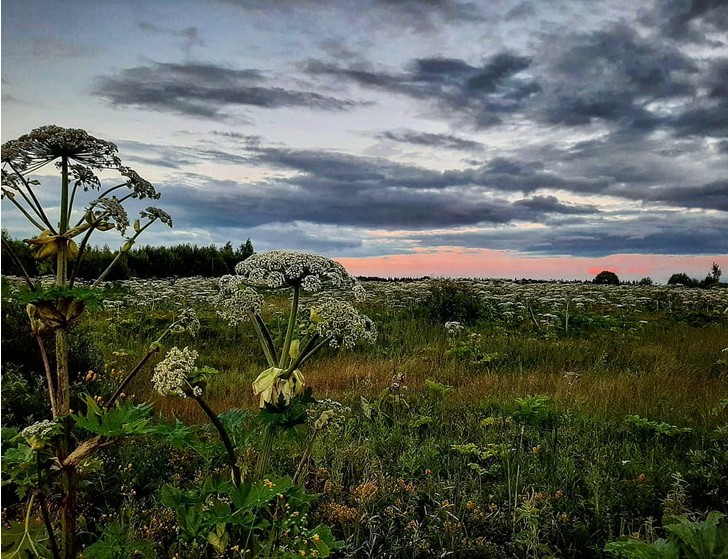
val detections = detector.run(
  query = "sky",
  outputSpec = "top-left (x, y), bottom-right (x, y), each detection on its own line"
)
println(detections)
top-left (1, 0), bottom-right (727, 282)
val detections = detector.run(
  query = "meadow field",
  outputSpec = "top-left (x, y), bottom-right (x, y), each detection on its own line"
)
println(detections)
top-left (2, 274), bottom-right (727, 558)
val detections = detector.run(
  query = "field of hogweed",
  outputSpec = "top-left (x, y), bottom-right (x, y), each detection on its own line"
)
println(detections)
top-left (3, 272), bottom-right (728, 558)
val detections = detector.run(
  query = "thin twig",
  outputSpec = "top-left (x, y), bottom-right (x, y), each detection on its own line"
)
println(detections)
top-left (1, 236), bottom-right (36, 291)
top-left (106, 345), bottom-right (160, 408)
top-left (35, 334), bottom-right (58, 417)
top-left (36, 454), bottom-right (61, 559)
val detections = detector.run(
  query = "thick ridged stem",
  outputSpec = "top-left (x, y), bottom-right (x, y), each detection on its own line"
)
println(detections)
top-left (278, 285), bottom-right (300, 369)
top-left (195, 395), bottom-right (241, 487)
top-left (254, 423), bottom-right (276, 480)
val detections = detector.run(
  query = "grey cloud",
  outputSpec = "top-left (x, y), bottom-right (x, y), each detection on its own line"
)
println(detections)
top-left (95, 61), bottom-right (363, 119)
top-left (137, 22), bottom-right (204, 56)
top-left (215, 0), bottom-right (483, 31)
top-left (377, 129), bottom-right (482, 150)
top-left (647, 180), bottom-right (728, 212)
top-left (409, 213), bottom-right (728, 257)
top-left (305, 51), bottom-right (538, 128)
top-left (512, 195), bottom-right (600, 215)
top-left (648, 0), bottom-right (728, 42)
top-left (536, 23), bottom-right (696, 128)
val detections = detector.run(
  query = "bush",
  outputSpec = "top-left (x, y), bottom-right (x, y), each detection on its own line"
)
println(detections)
top-left (593, 270), bottom-right (620, 285)
top-left (417, 279), bottom-right (482, 325)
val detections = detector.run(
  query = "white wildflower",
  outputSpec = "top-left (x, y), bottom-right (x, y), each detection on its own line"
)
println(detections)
top-left (310, 298), bottom-right (377, 349)
top-left (152, 346), bottom-right (198, 397)
top-left (213, 275), bottom-right (263, 326)
top-left (445, 321), bottom-right (464, 338)
top-left (234, 250), bottom-right (359, 293)
top-left (171, 308), bottom-right (201, 337)
top-left (22, 419), bottom-right (59, 451)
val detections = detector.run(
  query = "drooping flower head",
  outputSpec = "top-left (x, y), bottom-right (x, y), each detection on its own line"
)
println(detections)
top-left (140, 207), bottom-right (173, 228)
top-left (234, 251), bottom-right (359, 294)
top-left (151, 346), bottom-right (200, 398)
top-left (310, 297), bottom-right (377, 349)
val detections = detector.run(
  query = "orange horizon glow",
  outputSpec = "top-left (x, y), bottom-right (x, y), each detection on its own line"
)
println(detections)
top-left (336, 248), bottom-right (728, 283)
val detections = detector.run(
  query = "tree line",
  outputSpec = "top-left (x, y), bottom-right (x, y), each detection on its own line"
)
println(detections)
top-left (592, 262), bottom-right (723, 287)
top-left (1, 230), bottom-right (254, 279)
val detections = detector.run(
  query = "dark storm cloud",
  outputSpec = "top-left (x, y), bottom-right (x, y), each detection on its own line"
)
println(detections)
top-left (163, 175), bottom-right (518, 229)
top-left (536, 23), bottom-right (696, 128)
top-left (377, 129), bottom-right (482, 150)
top-left (95, 61), bottom-right (363, 119)
top-left (647, 0), bottom-right (728, 42)
top-left (408, 213), bottom-right (728, 257)
top-left (305, 51), bottom-right (538, 128)
top-left (647, 180), bottom-right (728, 212)
top-left (512, 195), bottom-right (600, 215)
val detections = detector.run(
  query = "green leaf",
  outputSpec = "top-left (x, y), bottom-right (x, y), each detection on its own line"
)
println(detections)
top-left (1, 519), bottom-right (51, 559)
top-left (665, 513), bottom-right (728, 559)
top-left (82, 521), bottom-right (154, 559)
top-left (1, 444), bottom-right (36, 500)
top-left (72, 395), bottom-right (153, 438)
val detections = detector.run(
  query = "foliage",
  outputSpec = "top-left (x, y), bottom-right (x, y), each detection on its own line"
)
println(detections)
top-left (605, 512), bottom-right (728, 559)
top-left (593, 270), bottom-right (620, 285)
top-left (668, 273), bottom-right (698, 287)
top-left (160, 475), bottom-right (338, 557)
top-left (417, 279), bottom-right (482, 324)
top-left (1, 234), bottom-right (255, 279)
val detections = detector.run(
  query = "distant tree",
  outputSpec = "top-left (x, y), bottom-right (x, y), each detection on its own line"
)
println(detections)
top-left (638, 276), bottom-right (653, 286)
top-left (593, 270), bottom-right (620, 285)
top-left (711, 262), bottom-right (722, 281)
top-left (667, 272), bottom-right (698, 287)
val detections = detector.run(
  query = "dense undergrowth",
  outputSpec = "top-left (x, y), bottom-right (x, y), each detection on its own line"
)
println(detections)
top-left (2, 276), bottom-right (727, 558)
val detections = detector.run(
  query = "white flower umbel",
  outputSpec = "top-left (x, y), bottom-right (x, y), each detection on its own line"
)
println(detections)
top-left (213, 275), bottom-right (264, 327)
top-left (151, 346), bottom-right (198, 397)
top-left (234, 250), bottom-right (358, 293)
top-left (171, 308), bottom-right (201, 337)
top-left (22, 419), bottom-right (60, 451)
top-left (311, 298), bottom-right (377, 349)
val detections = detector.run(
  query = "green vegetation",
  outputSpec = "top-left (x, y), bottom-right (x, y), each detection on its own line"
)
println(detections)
top-left (2, 273), bottom-right (727, 558)
top-left (2, 230), bottom-right (255, 279)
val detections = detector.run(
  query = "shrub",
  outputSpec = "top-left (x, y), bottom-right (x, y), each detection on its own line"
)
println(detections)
top-left (418, 279), bottom-right (481, 325)
top-left (593, 270), bottom-right (620, 285)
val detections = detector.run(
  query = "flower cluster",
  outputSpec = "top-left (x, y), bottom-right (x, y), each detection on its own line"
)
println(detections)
top-left (92, 197), bottom-right (129, 234)
top-left (445, 321), bottom-right (464, 338)
top-left (119, 166), bottom-right (160, 200)
top-left (140, 207), bottom-right (173, 228)
top-left (171, 308), bottom-right (201, 337)
top-left (306, 399), bottom-right (351, 431)
top-left (1, 125), bottom-right (121, 171)
top-left (151, 346), bottom-right (199, 398)
top-left (235, 251), bottom-right (359, 293)
top-left (310, 298), bottom-right (377, 348)
top-left (21, 419), bottom-right (60, 451)
top-left (213, 275), bottom-right (264, 326)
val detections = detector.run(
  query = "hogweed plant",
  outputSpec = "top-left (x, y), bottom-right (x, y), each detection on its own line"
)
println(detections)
top-left (1, 125), bottom-right (171, 559)
top-left (214, 250), bottom-right (376, 478)
top-left (151, 346), bottom-right (243, 487)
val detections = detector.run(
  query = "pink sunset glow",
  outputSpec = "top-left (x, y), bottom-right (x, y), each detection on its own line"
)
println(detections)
top-left (337, 249), bottom-right (728, 283)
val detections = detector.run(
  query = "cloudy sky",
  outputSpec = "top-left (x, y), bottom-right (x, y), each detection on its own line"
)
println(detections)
top-left (2, 0), bottom-right (727, 281)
